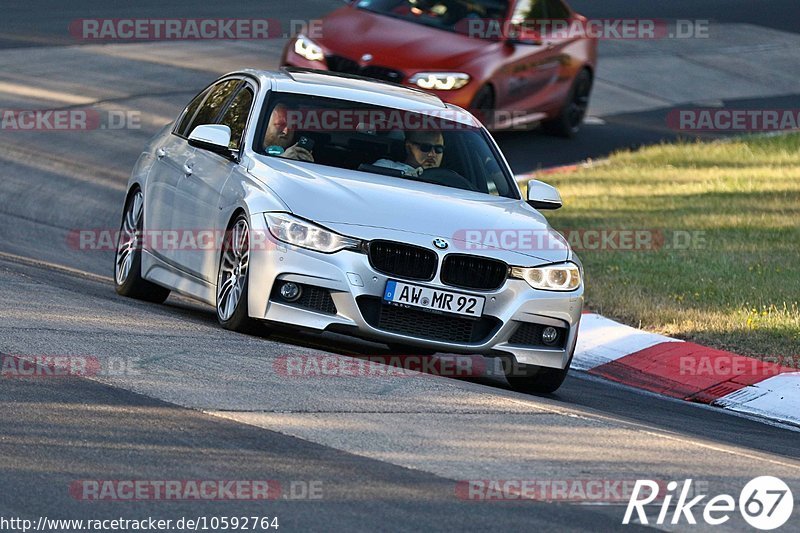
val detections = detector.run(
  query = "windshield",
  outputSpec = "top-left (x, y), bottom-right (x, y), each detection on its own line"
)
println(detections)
top-left (355, 0), bottom-right (510, 38)
top-left (256, 92), bottom-right (519, 199)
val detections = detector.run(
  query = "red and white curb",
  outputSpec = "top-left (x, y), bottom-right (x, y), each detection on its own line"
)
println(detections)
top-left (517, 168), bottom-right (798, 427)
top-left (574, 313), bottom-right (800, 428)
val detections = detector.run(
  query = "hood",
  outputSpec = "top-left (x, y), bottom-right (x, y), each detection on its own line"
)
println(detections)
top-left (318, 6), bottom-right (499, 69)
top-left (250, 156), bottom-right (570, 264)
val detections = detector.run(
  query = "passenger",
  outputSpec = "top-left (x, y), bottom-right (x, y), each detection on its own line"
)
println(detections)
top-left (263, 103), bottom-right (314, 162)
top-left (374, 131), bottom-right (444, 176)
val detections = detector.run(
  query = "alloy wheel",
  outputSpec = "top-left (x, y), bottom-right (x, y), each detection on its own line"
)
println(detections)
top-left (217, 217), bottom-right (250, 321)
top-left (115, 190), bottom-right (143, 286)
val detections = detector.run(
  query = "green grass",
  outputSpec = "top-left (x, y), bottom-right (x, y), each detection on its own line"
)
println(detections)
top-left (534, 134), bottom-right (800, 361)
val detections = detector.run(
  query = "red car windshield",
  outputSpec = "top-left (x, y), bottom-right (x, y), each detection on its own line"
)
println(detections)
top-left (355, 0), bottom-right (510, 38)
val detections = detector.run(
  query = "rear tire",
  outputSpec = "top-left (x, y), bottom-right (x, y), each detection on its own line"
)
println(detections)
top-left (114, 188), bottom-right (170, 303)
top-left (543, 68), bottom-right (593, 138)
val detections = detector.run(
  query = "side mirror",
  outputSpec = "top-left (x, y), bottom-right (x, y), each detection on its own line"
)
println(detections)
top-left (526, 179), bottom-right (563, 210)
top-left (188, 124), bottom-right (232, 156)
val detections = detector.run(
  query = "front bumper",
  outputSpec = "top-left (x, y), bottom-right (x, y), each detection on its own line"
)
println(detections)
top-left (248, 215), bottom-right (583, 369)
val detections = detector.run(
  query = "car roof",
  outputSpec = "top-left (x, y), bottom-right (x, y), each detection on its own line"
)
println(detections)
top-left (233, 67), bottom-right (479, 127)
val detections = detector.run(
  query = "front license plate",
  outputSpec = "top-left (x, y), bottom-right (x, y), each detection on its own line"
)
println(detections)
top-left (383, 280), bottom-right (485, 318)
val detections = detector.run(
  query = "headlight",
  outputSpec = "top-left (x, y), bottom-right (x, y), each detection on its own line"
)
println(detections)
top-left (409, 72), bottom-right (470, 91)
top-left (510, 262), bottom-right (582, 291)
top-left (265, 213), bottom-right (361, 253)
top-left (293, 34), bottom-right (324, 62)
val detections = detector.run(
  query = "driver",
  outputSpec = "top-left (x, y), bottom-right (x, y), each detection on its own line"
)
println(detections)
top-left (374, 131), bottom-right (444, 176)
top-left (263, 103), bottom-right (314, 162)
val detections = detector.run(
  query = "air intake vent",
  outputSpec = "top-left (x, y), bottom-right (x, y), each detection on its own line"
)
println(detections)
top-left (441, 254), bottom-right (508, 290)
top-left (367, 240), bottom-right (437, 281)
top-left (326, 55), bottom-right (404, 83)
top-left (357, 297), bottom-right (501, 344)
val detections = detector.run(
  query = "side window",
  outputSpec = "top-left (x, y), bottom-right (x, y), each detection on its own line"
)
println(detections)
top-left (511, 0), bottom-right (547, 23)
top-left (546, 0), bottom-right (571, 20)
top-left (510, 0), bottom-right (548, 39)
top-left (218, 86), bottom-right (254, 149)
top-left (184, 79), bottom-right (241, 138)
top-left (175, 87), bottom-right (211, 137)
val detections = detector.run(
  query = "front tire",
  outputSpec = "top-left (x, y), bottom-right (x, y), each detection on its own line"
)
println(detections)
top-left (114, 188), bottom-right (170, 303)
top-left (503, 334), bottom-right (577, 394)
top-left (216, 214), bottom-right (258, 333)
top-left (469, 84), bottom-right (495, 127)
top-left (504, 361), bottom-right (570, 394)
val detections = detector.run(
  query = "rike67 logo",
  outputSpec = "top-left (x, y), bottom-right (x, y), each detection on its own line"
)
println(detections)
top-left (623, 477), bottom-right (794, 530)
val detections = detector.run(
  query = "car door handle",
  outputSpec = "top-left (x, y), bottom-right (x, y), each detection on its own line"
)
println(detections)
top-left (183, 162), bottom-right (194, 176)
top-left (156, 148), bottom-right (166, 159)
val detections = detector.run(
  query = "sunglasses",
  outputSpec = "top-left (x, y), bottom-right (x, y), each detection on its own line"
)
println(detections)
top-left (410, 141), bottom-right (445, 154)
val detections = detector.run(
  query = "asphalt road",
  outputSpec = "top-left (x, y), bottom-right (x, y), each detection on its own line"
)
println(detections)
top-left (1, 1), bottom-right (799, 531)
top-left (3, 353), bottom-right (639, 532)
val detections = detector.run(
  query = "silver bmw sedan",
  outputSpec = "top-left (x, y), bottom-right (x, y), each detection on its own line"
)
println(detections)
top-left (114, 68), bottom-right (583, 393)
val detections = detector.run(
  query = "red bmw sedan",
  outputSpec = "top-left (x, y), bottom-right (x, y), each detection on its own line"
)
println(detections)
top-left (282, 0), bottom-right (597, 136)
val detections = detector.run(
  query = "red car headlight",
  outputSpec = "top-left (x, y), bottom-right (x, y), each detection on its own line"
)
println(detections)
top-left (409, 72), bottom-right (470, 91)
top-left (294, 34), bottom-right (324, 62)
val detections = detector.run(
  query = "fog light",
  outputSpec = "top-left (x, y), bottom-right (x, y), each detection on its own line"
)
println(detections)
top-left (280, 282), bottom-right (301, 302)
top-left (542, 327), bottom-right (559, 346)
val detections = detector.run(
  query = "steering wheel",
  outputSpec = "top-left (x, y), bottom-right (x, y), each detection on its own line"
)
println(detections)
top-left (418, 168), bottom-right (478, 192)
